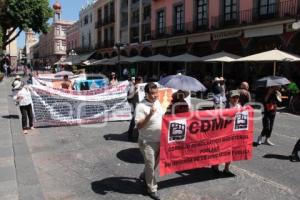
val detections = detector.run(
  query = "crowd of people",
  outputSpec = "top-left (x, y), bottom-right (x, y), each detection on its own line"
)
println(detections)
top-left (7, 69), bottom-right (299, 200)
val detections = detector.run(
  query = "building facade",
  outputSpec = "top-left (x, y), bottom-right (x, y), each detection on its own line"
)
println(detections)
top-left (25, 29), bottom-right (38, 65)
top-left (148, 0), bottom-right (300, 79)
top-left (31, 1), bottom-right (74, 67)
top-left (79, 1), bottom-right (97, 51)
top-left (4, 29), bottom-right (18, 69)
top-left (66, 21), bottom-right (80, 53)
top-left (94, 0), bottom-right (117, 58)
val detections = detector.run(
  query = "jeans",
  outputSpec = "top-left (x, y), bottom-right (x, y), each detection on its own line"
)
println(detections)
top-left (261, 112), bottom-right (276, 138)
top-left (20, 104), bottom-right (33, 129)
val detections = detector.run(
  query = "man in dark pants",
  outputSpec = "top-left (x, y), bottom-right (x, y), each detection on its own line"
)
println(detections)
top-left (127, 76), bottom-right (143, 141)
top-left (290, 139), bottom-right (300, 162)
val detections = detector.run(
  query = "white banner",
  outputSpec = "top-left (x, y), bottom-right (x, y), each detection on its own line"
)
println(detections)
top-left (30, 82), bottom-right (132, 127)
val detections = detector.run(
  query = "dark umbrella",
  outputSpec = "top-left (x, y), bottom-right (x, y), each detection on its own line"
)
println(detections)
top-left (54, 70), bottom-right (74, 78)
top-left (255, 76), bottom-right (290, 88)
top-left (158, 74), bottom-right (207, 92)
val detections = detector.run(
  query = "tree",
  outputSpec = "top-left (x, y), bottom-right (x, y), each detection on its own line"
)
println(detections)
top-left (0, 0), bottom-right (53, 50)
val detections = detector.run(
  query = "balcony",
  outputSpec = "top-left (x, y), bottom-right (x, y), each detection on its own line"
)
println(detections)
top-left (151, 21), bottom-right (208, 40)
top-left (211, 0), bottom-right (298, 29)
top-left (103, 15), bottom-right (115, 26)
top-left (102, 40), bottom-right (115, 48)
top-left (151, 0), bottom-right (299, 40)
top-left (95, 20), bottom-right (103, 28)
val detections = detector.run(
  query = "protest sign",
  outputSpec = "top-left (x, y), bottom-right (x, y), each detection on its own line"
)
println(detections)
top-left (160, 106), bottom-right (254, 176)
top-left (30, 82), bottom-right (131, 127)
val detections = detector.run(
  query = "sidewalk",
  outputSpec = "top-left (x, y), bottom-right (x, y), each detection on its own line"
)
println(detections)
top-left (0, 78), bottom-right (44, 200)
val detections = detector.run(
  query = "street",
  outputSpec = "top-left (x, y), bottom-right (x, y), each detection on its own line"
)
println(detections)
top-left (0, 78), bottom-right (299, 200)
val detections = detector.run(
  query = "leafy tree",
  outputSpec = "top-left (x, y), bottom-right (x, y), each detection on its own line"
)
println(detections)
top-left (0, 0), bottom-right (53, 50)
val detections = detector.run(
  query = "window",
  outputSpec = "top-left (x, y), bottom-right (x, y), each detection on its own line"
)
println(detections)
top-left (82, 36), bottom-right (85, 48)
top-left (132, 10), bottom-right (139, 24)
top-left (84, 15), bottom-right (89, 25)
top-left (88, 32), bottom-right (91, 48)
top-left (143, 6), bottom-right (151, 21)
top-left (174, 4), bottom-right (184, 32)
top-left (195, 0), bottom-right (208, 28)
top-left (157, 10), bottom-right (165, 34)
top-left (131, 27), bottom-right (139, 43)
top-left (259, 0), bottom-right (276, 16)
top-left (224, 0), bottom-right (237, 22)
top-left (90, 14), bottom-right (92, 23)
top-left (55, 26), bottom-right (60, 36)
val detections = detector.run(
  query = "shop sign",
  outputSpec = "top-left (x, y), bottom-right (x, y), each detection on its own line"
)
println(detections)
top-left (212, 30), bottom-right (242, 40)
top-left (152, 40), bottom-right (168, 48)
top-left (188, 34), bottom-right (210, 43)
top-left (168, 37), bottom-right (186, 46)
top-left (244, 25), bottom-right (283, 38)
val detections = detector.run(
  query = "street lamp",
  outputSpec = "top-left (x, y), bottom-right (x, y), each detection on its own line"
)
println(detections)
top-left (113, 42), bottom-right (125, 78)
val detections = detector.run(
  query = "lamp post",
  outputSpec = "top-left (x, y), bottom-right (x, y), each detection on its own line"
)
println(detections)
top-left (113, 42), bottom-right (125, 78)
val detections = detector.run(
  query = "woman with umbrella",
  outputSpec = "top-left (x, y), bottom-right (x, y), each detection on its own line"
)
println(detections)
top-left (255, 76), bottom-right (290, 146)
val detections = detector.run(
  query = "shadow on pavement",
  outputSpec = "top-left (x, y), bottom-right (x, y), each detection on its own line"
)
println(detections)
top-left (103, 131), bottom-right (134, 143)
top-left (116, 148), bottom-right (144, 164)
top-left (263, 154), bottom-right (290, 160)
top-left (159, 168), bottom-right (229, 189)
top-left (91, 177), bottom-right (146, 195)
top-left (2, 114), bottom-right (19, 119)
top-left (91, 168), bottom-right (228, 196)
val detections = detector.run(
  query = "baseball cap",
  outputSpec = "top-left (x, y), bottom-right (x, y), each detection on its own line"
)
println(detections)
top-left (229, 90), bottom-right (240, 98)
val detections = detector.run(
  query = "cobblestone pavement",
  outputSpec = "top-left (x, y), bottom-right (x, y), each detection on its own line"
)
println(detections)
top-left (0, 78), bottom-right (299, 200)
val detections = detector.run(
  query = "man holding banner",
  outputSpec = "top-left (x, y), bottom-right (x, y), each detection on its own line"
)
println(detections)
top-left (135, 82), bottom-right (163, 200)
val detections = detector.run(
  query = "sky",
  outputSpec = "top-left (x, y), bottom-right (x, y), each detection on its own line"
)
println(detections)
top-left (17, 0), bottom-right (87, 48)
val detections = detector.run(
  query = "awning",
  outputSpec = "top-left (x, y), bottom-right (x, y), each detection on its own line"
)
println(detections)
top-left (170, 53), bottom-right (203, 62)
top-left (121, 55), bottom-right (147, 63)
top-left (64, 52), bottom-right (96, 65)
top-left (200, 51), bottom-right (240, 62)
top-left (144, 54), bottom-right (172, 62)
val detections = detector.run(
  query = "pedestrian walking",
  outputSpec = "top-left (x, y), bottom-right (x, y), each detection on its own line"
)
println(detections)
top-left (12, 80), bottom-right (34, 134)
top-left (109, 72), bottom-right (118, 86)
top-left (257, 86), bottom-right (282, 146)
top-left (212, 90), bottom-right (241, 176)
top-left (135, 82), bottom-right (163, 200)
top-left (239, 81), bottom-right (251, 106)
top-left (127, 76), bottom-right (143, 141)
top-left (212, 77), bottom-right (227, 109)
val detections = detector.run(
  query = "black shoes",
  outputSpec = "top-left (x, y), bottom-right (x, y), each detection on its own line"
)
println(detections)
top-left (148, 191), bottom-right (161, 200)
top-left (222, 170), bottom-right (235, 177)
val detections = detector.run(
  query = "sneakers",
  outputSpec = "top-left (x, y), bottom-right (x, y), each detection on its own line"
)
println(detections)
top-left (148, 191), bottom-right (160, 200)
top-left (23, 130), bottom-right (28, 134)
top-left (264, 138), bottom-right (275, 146)
top-left (257, 135), bottom-right (263, 145)
top-left (30, 127), bottom-right (35, 130)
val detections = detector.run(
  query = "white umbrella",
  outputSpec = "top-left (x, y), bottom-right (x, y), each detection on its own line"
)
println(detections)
top-left (235, 49), bottom-right (300, 75)
top-left (200, 51), bottom-right (241, 76)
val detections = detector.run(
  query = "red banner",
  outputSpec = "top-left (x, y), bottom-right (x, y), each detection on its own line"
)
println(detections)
top-left (160, 106), bottom-right (254, 176)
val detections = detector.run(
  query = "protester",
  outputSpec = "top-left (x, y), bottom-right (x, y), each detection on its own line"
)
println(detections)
top-left (212, 90), bottom-right (241, 176)
top-left (219, 77), bottom-right (226, 97)
top-left (135, 82), bottom-right (163, 200)
top-left (127, 76), bottom-right (143, 141)
top-left (61, 75), bottom-right (72, 89)
top-left (239, 81), bottom-right (251, 106)
top-left (290, 139), bottom-right (300, 162)
top-left (3, 63), bottom-right (8, 77)
top-left (109, 72), bottom-right (118, 86)
top-left (12, 80), bottom-right (34, 134)
top-left (165, 90), bottom-right (190, 114)
top-left (257, 86), bottom-right (282, 146)
top-left (212, 77), bottom-right (226, 109)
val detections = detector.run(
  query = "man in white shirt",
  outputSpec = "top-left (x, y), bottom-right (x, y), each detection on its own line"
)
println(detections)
top-left (12, 80), bottom-right (34, 134)
top-left (135, 82), bottom-right (163, 200)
